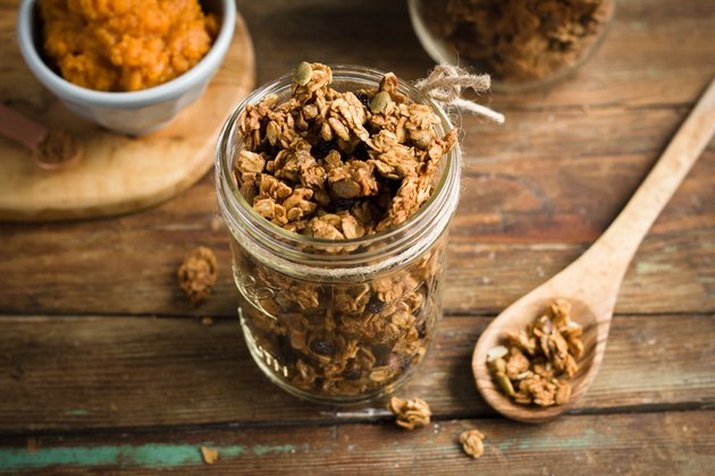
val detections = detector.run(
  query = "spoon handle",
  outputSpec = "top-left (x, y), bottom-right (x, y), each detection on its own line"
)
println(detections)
top-left (587, 77), bottom-right (715, 277)
top-left (0, 103), bottom-right (48, 151)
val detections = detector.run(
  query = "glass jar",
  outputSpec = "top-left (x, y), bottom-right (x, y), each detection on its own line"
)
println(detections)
top-left (408, 0), bottom-right (615, 92)
top-left (215, 66), bottom-right (461, 405)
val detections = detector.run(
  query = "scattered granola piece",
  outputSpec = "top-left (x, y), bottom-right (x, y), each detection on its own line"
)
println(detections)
top-left (177, 247), bottom-right (218, 306)
top-left (459, 429), bottom-right (485, 459)
top-left (201, 316), bottom-right (215, 327)
top-left (200, 446), bottom-right (219, 465)
top-left (388, 396), bottom-right (432, 430)
top-left (488, 299), bottom-right (583, 407)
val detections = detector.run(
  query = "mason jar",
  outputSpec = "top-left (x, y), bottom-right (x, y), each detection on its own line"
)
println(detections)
top-left (408, 0), bottom-right (615, 92)
top-left (215, 66), bottom-right (461, 405)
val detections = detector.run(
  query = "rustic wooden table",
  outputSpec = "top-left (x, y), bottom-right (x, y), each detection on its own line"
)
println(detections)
top-left (1, 0), bottom-right (714, 474)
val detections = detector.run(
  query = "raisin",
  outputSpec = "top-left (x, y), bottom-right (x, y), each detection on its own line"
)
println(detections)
top-left (342, 367), bottom-right (362, 380)
top-left (310, 339), bottom-right (336, 356)
top-left (366, 295), bottom-right (386, 313)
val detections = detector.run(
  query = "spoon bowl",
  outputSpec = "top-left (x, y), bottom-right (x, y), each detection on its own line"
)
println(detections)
top-left (472, 77), bottom-right (715, 423)
top-left (473, 293), bottom-right (601, 423)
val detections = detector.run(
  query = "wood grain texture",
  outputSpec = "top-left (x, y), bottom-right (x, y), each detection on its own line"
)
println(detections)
top-left (0, 313), bottom-right (712, 433)
top-left (0, 109), bottom-right (712, 316)
top-left (0, 3), bottom-right (255, 221)
top-left (0, 411), bottom-right (712, 475)
top-left (0, 0), bottom-right (713, 472)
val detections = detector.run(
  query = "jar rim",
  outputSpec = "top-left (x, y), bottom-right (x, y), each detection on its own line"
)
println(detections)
top-left (215, 65), bottom-right (461, 266)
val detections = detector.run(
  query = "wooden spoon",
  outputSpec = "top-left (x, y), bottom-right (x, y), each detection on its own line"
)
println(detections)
top-left (472, 77), bottom-right (715, 423)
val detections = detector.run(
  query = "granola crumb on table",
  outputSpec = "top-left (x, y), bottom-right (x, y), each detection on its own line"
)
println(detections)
top-left (388, 396), bottom-right (432, 430)
top-left (230, 62), bottom-right (457, 399)
top-left (177, 247), bottom-right (218, 306)
top-left (200, 446), bottom-right (219, 465)
top-left (459, 429), bottom-right (485, 459)
top-left (488, 299), bottom-right (584, 406)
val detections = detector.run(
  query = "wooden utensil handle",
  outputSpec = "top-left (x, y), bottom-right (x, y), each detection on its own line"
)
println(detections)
top-left (0, 103), bottom-right (48, 151)
top-left (591, 78), bottom-right (715, 274)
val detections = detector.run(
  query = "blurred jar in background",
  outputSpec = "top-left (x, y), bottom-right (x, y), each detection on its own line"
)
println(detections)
top-left (409, 0), bottom-right (615, 92)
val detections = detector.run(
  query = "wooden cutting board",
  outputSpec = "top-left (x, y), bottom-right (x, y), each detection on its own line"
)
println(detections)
top-left (0, 8), bottom-right (255, 222)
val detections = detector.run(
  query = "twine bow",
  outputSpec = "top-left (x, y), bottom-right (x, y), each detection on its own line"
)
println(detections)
top-left (415, 64), bottom-right (505, 124)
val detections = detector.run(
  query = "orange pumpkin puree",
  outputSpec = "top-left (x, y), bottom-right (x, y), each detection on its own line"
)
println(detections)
top-left (39, 0), bottom-right (219, 92)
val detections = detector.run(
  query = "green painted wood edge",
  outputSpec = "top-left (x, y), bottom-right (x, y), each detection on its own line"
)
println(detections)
top-left (0, 443), bottom-right (299, 471)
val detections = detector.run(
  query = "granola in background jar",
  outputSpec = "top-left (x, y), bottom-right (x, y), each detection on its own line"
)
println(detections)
top-left (216, 63), bottom-right (461, 404)
top-left (409, 0), bottom-right (615, 91)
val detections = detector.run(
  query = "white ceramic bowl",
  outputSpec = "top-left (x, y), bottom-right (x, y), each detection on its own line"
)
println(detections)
top-left (17, 0), bottom-right (236, 136)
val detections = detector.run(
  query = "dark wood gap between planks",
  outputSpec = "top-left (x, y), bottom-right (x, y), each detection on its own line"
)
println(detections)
top-left (0, 404), bottom-right (710, 441)
top-left (2, 410), bottom-right (712, 475)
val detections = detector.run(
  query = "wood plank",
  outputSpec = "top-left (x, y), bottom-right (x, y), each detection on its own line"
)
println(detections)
top-left (1, 109), bottom-right (712, 316)
top-left (0, 313), bottom-right (712, 433)
top-left (0, 411), bottom-right (712, 474)
top-left (238, 0), bottom-right (715, 107)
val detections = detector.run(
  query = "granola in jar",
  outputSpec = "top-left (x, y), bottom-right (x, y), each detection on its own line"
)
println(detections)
top-left (216, 63), bottom-right (462, 404)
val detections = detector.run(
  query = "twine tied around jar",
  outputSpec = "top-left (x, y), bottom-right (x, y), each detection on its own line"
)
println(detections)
top-left (414, 64), bottom-right (505, 124)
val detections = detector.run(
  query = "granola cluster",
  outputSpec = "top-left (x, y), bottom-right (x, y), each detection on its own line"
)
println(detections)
top-left (488, 299), bottom-right (584, 407)
top-left (388, 396), bottom-right (432, 430)
top-left (420, 0), bottom-right (614, 83)
top-left (177, 247), bottom-right (218, 306)
top-left (234, 61), bottom-right (457, 237)
top-left (229, 62), bottom-right (456, 400)
top-left (459, 429), bottom-right (485, 459)
top-left (200, 446), bottom-right (219, 465)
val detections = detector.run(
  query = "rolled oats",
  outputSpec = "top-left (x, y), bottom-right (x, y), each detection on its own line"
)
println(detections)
top-left (488, 299), bottom-right (583, 407)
